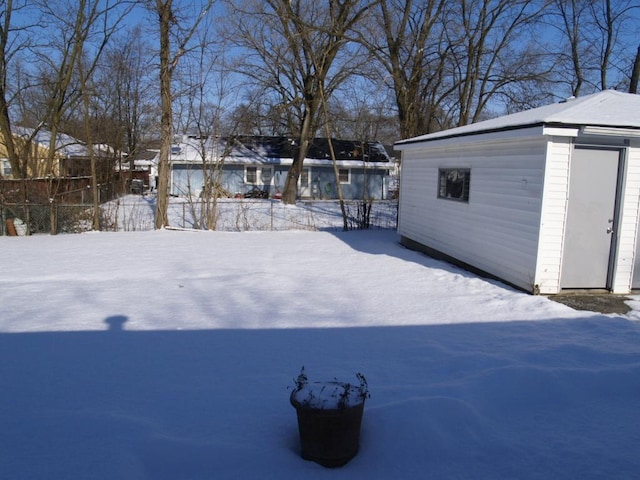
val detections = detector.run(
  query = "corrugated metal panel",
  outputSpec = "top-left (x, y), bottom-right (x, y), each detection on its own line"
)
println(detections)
top-left (398, 136), bottom-right (546, 291)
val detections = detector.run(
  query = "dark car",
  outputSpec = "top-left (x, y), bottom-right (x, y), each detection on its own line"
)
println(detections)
top-left (243, 187), bottom-right (269, 199)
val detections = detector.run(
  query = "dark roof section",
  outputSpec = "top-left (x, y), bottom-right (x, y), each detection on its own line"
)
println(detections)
top-left (229, 136), bottom-right (390, 162)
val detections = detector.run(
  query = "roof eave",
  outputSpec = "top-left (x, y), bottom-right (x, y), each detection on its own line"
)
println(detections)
top-left (395, 122), bottom-right (547, 147)
top-left (396, 121), bottom-right (640, 147)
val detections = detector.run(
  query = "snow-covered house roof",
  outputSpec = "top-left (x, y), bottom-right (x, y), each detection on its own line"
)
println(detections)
top-left (12, 126), bottom-right (108, 157)
top-left (166, 135), bottom-right (393, 168)
top-left (396, 90), bottom-right (640, 145)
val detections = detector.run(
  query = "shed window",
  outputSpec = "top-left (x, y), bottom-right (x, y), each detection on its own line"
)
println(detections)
top-left (438, 168), bottom-right (470, 202)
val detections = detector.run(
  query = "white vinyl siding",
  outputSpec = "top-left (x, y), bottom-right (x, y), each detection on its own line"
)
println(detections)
top-left (535, 141), bottom-right (640, 294)
top-left (400, 136), bottom-right (640, 294)
top-left (397, 92), bottom-right (640, 294)
top-left (398, 135), bottom-right (546, 292)
top-left (618, 142), bottom-right (640, 291)
top-left (534, 137), bottom-right (572, 294)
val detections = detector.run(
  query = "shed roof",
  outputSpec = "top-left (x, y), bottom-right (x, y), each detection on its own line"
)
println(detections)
top-left (396, 90), bottom-right (640, 145)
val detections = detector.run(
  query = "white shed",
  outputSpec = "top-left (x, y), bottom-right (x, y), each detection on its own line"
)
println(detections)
top-left (395, 90), bottom-right (640, 294)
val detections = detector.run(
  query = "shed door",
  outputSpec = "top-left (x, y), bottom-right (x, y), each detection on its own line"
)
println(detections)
top-left (560, 147), bottom-right (621, 289)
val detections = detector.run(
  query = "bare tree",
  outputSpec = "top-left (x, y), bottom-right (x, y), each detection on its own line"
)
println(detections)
top-left (98, 26), bottom-right (157, 172)
top-left (547, 0), bottom-right (639, 96)
top-left (443, 0), bottom-right (547, 126)
top-left (78, 57), bottom-right (101, 230)
top-left (77, 25), bottom-right (141, 231)
top-left (362, 0), bottom-right (549, 138)
top-left (363, 0), bottom-right (448, 138)
top-left (5, 3), bottom-right (130, 160)
top-left (29, 0), bottom-right (128, 176)
top-left (226, 0), bottom-right (377, 204)
top-left (327, 93), bottom-right (399, 145)
top-left (224, 88), bottom-right (293, 136)
top-left (588, 0), bottom-right (640, 91)
top-left (550, 0), bottom-right (587, 96)
top-left (150, 0), bottom-right (213, 229)
top-left (7, 0), bottom-right (133, 233)
top-left (0, 0), bottom-right (37, 178)
top-left (173, 28), bottom-right (233, 230)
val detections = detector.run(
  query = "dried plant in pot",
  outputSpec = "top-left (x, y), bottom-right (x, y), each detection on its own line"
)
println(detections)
top-left (290, 367), bottom-right (370, 468)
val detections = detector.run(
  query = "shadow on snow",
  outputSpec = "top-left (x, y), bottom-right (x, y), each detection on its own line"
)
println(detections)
top-left (1, 316), bottom-right (640, 479)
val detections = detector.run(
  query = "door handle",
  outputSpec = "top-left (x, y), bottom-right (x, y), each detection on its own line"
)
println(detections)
top-left (607, 218), bottom-right (614, 234)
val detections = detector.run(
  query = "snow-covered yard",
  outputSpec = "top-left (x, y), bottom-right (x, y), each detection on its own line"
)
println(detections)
top-left (1, 229), bottom-right (639, 479)
top-left (100, 195), bottom-right (398, 232)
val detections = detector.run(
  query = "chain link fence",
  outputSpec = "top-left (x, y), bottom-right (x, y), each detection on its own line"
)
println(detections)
top-left (1, 198), bottom-right (398, 235)
top-left (1, 202), bottom-right (95, 235)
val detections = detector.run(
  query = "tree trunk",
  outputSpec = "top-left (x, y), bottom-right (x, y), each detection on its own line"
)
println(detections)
top-left (0, 1), bottom-right (24, 178)
top-left (153, 0), bottom-right (211, 227)
top-left (85, 97), bottom-right (100, 230)
top-left (0, 94), bottom-right (22, 177)
top-left (155, 0), bottom-right (173, 229)
top-left (282, 106), bottom-right (314, 204)
top-left (281, 139), bottom-right (307, 204)
top-left (630, 44), bottom-right (640, 94)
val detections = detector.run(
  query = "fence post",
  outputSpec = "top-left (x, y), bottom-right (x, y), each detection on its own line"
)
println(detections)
top-left (49, 200), bottom-right (56, 235)
top-left (25, 199), bottom-right (31, 235)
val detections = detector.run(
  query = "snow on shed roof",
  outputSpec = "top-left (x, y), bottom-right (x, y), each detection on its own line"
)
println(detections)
top-left (396, 90), bottom-right (640, 146)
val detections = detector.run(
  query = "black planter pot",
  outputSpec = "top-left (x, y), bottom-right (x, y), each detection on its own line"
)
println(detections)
top-left (291, 397), bottom-right (365, 468)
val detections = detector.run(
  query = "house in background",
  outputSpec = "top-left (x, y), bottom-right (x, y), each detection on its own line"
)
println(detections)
top-left (395, 90), bottom-right (640, 294)
top-left (160, 135), bottom-right (394, 200)
top-left (0, 127), bottom-right (113, 179)
top-left (115, 142), bottom-right (159, 194)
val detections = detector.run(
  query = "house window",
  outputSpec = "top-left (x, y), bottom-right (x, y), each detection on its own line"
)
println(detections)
top-left (246, 166), bottom-right (258, 184)
top-left (438, 168), bottom-right (470, 202)
top-left (338, 168), bottom-right (350, 184)
top-left (1, 159), bottom-right (11, 176)
top-left (261, 167), bottom-right (273, 186)
top-left (245, 166), bottom-right (273, 185)
top-left (300, 168), bottom-right (310, 188)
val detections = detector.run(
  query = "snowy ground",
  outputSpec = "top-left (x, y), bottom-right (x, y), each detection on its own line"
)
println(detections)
top-left (1, 229), bottom-right (640, 479)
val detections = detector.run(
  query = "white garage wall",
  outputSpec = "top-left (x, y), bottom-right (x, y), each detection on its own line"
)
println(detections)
top-left (618, 141), bottom-right (640, 292)
top-left (533, 137), bottom-right (571, 294)
top-left (398, 130), bottom-right (547, 292)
